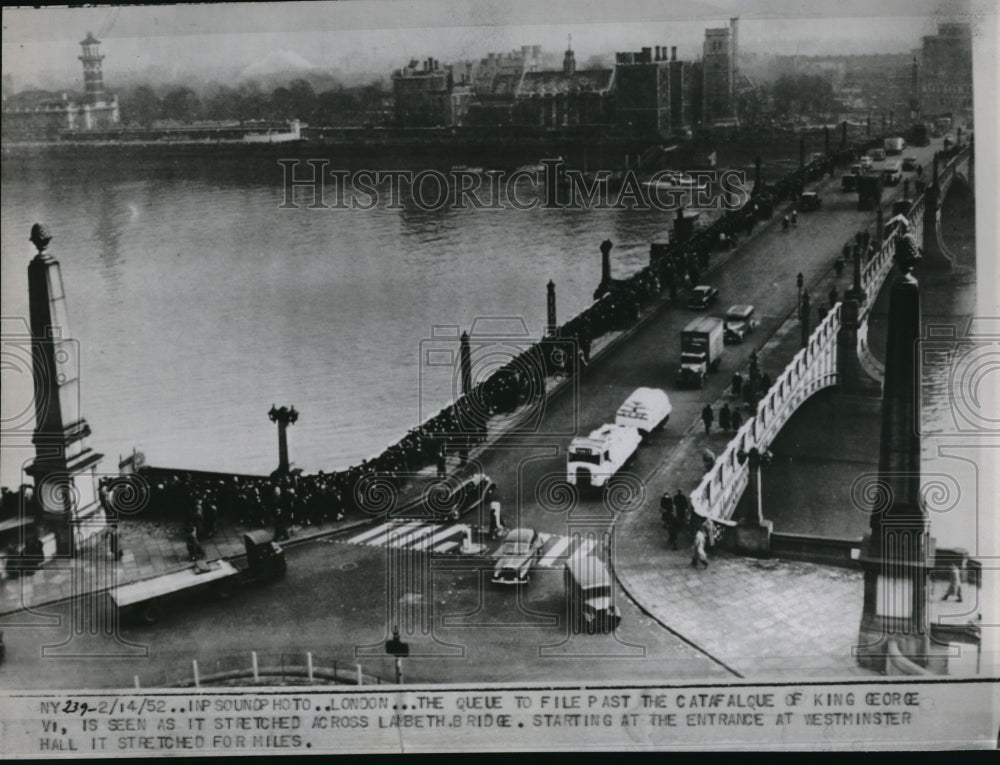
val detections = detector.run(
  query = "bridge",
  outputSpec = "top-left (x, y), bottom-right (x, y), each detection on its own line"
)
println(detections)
top-left (690, 141), bottom-right (974, 529)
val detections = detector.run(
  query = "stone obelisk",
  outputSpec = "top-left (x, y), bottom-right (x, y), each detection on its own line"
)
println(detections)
top-left (856, 224), bottom-right (934, 672)
top-left (24, 224), bottom-right (105, 555)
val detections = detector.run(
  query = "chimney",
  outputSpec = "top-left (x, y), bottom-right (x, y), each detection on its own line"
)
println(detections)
top-left (642, 46), bottom-right (652, 64)
top-left (655, 46), bottom-right (662, 61)
top-left (671, 46), bottom-right (678, 61)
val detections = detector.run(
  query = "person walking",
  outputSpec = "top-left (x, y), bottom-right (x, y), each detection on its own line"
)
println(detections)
top-left (828, 285), bottom-right (839, 307)
top-left (730, 407), bottom-right (742, 431)
top-left (701, 404), bottom-right (714, 435)
top-left (185, 522), bottom-right (204, 561)
top-left (719, 403), bottom-right (732, 432)
top-left (942, 562), bottom-right (963, 603)
top-left (732, 371), bottom-right (743, 398)
top-left (673, 490), bottom-right (690, 532)
top-left (691, 525), bottom-right (709, 568)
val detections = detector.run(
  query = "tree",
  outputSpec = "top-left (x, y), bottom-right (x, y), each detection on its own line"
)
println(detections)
top-left (124, 85), bottom-right (161, 127)
top-left (162, 86), bottom-right (201, 123)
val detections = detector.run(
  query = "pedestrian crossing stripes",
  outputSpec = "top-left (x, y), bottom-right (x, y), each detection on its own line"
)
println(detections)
top-left (341, 521), bottom-right (598, 566)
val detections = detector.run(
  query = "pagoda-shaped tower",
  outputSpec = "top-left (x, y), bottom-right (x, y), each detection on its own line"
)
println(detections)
top-left (78, 32), bottom-right (106, 105)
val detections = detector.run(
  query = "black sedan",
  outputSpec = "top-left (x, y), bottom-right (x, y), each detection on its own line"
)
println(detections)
top-left (687, 285), bottom-right (719, 310)
top-left (799, 191), bottom-right (822, 211)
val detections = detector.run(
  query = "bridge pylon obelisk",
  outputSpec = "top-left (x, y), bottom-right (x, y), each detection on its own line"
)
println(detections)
top-left (24, 224), bottom-right (105, 555)
top-left (855, 233), bottom-right (939, 673)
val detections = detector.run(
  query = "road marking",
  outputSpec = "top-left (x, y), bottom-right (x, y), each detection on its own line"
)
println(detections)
top-left (381, 523), bottom-right (437, 548)
top-left (538, 536), bottom-right (571, 568)
top-left (346, 522), bottom-right (400, 545)
top-left (410, 524), bottom-right (467, 551)
top-left (364, 521), bottom-right (425, 547)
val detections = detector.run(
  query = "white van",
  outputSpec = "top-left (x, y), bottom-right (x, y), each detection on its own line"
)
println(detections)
top-left (614, 387), bottom-right (671, 435)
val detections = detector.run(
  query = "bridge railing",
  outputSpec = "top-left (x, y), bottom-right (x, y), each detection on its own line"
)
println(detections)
top-left (692, 303), bottom-right (842, 523)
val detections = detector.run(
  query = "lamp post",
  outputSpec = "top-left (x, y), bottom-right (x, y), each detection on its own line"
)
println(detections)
top-left (737, 446), bottom-right (773, 524)
top-left (268, 404), bottom-right (299, 476)
top-left (800, 290), bottom-right (811, 348)
top-left (796, 272), bottom-right (804, 309)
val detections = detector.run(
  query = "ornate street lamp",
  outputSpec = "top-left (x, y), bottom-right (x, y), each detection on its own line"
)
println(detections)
top-left (737, 445), bottom-right (774, 524)
top-left (268, 404), bottom-right (299, 476)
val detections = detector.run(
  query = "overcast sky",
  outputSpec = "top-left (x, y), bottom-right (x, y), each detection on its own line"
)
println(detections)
top-left (1, 0), bottom-right (984, 90)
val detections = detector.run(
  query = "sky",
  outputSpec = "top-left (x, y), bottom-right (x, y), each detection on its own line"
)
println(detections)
top-left (0, 0), bottom-right (985, 90)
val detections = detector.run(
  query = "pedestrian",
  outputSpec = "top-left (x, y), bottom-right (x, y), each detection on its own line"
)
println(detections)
top-left (731, 371), bottom-right (743, 397)
top-left (673, 490), bottom-right (690, 531)
top-left (185, 522), bottom-right (204, 561)
top-left (701, 404), bottom-right (714, 435)
top-left (730, 407), bottom-right (742, 431)
top-left (828, 286), bottom-right (839, 306)
top-left (941, 562), bottom-right (963, 603)
top-left (719, 402), bottom-right (732, 432)
top-left (489, 500), bottom-right (504, 539)
top-left (436, 444), bottom-right (447, 479)
top-left (106, 525), bottom-right (122, 561)
top-left (691, 525), bottom-right (709, 568)
top-left (701, 448), bottom-right (716, 473)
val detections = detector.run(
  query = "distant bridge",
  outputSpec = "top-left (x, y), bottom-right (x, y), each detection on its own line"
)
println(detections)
top-left (691, 142), bottom-right (973, 527)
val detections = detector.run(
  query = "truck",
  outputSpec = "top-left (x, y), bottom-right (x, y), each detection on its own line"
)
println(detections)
top-left (883, 136), bottom-right (906, 155)
top-left (566, 551), bottom-right (621, 633)
top-left (857, 173), bottom-right (883, 211)
top-left (676, 316), bottom-right (724, 388)
top-left (614, 387), bottom-right (672, 435)
top-left (109, 531), bottom-right (286, 625)
top-left (566, 423), bottom-right (642, 489)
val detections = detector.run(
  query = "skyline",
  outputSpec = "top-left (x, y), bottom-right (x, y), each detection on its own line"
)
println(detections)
top-left (2, 0), bottom-right (980, 92)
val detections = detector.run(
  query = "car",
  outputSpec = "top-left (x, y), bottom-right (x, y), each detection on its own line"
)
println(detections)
top-left (868, 148), bottom-right (886, 162)
top-left (841, 174), bottom-right (857, 192)
top-left (687, 285), bottom-right (719, 310)
top-left (491, 527), bottom-right (544, 585)
top-left (799, 191), bottom-right (821, 211)
top-left (902, 156), bottom-right (918, 172)
top-left (723, 304), bottom-right (758, 344)
top-left (392, 472), bottom-right (496, 521)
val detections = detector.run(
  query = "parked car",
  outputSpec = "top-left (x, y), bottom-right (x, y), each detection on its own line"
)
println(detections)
top-left (902, 156), bottom-right (918, 172)
top-left (491, 528), bottom-right (544, 585)
top-left (723, 304), bottom-right (758, 344)
top-left (868, 148), bottom-right (887, 162)
top-left (687, 285), bottom-right (719, 310)
top-left (799, 191), bottom-right (822, 211)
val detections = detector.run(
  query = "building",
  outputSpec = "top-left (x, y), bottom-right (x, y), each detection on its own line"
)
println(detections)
top-left (1, 32), bottom-right (120, 141)
top-left (919, 23), bottom-right (973, 119)
top-left (391, 58), bottom-right (454, 126)
top-left (613, 46), bottom-right (671, 135)
top-left (472, 46), bottom-right (540, 95)
top-left (702, 18), bottom-right (738, 124)
top-left (510, 42), bottom-right (614, 128)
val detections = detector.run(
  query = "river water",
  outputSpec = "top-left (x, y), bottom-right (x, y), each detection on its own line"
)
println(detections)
top-left (0, 149), bottom-right (682, 487)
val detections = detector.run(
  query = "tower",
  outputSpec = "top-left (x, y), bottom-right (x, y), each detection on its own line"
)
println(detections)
top-left (563, 35), bottom-right (576, 76)
top-left (856, 245), bottom-right (935, 672)
top-left (78, 32), bottom-right (105, 105)
top-left (24, 224), bottom-right (105, 554)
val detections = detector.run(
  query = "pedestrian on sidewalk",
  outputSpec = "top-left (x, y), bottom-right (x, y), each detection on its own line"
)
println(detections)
top-left (701, 448), bottom-right (716, 474)
top-left (701, 404), bottom-right (714, 435)
top-left (106, 525), bottom-right (123, 561)
top-left (691, 526), bottom-right (709, 568)
top-left (942, 562), bottom-right (964, 603)
top-left (731, 371), bottom-right (743, 398)
top-left (835, 253), bottom-right (846, 278)
top-left (673, 490), bottom-right (690, 532)
top-left (731, 407), bottom-right (742, 431)
top-left (185, 522), bottom-right (204, 561)
top-left (719, 403), bottom-right (732, 432)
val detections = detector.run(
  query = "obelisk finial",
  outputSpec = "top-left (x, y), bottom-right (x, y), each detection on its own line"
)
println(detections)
top-left (29, 223), bottom-right (52, 255)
